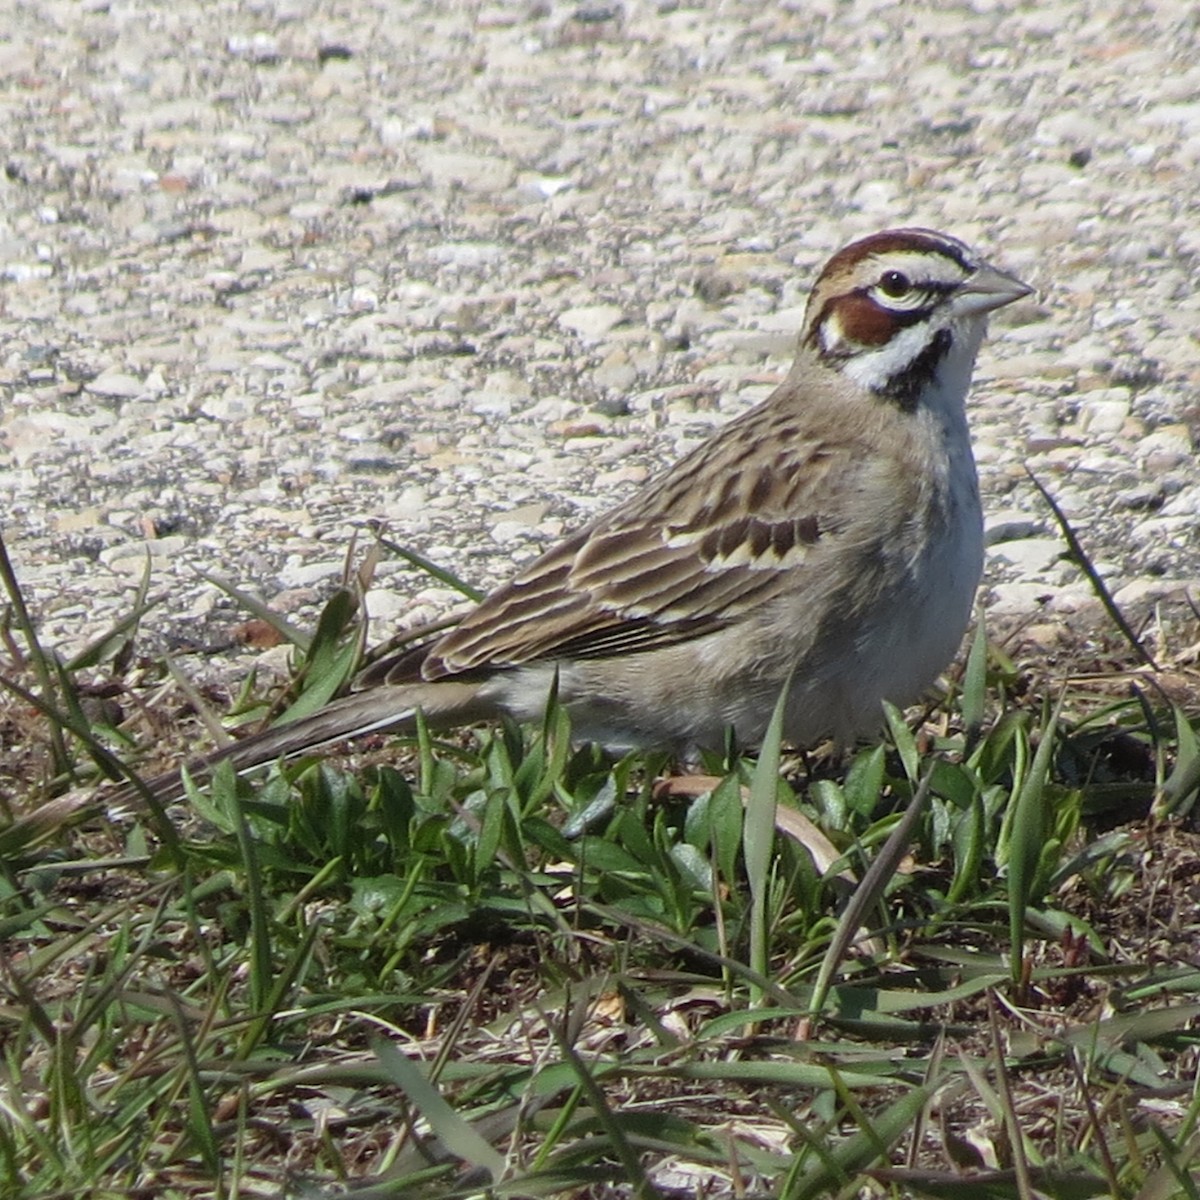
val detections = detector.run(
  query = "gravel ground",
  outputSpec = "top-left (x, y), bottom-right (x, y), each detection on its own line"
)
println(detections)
top-left (1, 0), bottom-right (1198, 688)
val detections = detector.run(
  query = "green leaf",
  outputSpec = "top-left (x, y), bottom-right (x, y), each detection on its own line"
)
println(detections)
top-left (960, 607), bottom-right (989, 744)
top-left (745, 674), bottom-right (791, 1003)
top-left (1007, 699), bottom-right (1061, 981)
top-left (1156, 705), bottom-right (1200, 816)
top-left (783, 1080), bottom-right (938, 1197)
top-left (669, 842), bottom-right (713, 892)
top-left (273, 588), bottom-right (362, 725)
top-left (709, 773), bottom-right (745, 887)
top-left (883, 702), bottom-right (919, 783)
top-left (844, 744), bottom-right (886, 818)
top-left (946, 792), bottom-right (986, 905)
top-left (373, 1039), bottom-right (505, 1180)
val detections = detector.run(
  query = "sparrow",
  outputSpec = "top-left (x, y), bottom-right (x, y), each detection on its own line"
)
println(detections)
top-left (136, 228), bottom-right (1031, 799)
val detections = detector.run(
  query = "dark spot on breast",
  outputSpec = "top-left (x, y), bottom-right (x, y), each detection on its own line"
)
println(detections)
top-left (881, 328), bottom-right (954, 412)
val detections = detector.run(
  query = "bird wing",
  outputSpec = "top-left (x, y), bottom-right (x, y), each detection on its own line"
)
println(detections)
top-left (362, 396), bottom-right (890, 687)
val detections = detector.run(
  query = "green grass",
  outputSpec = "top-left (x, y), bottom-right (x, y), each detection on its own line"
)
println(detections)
top-left (2, 528), bottom-right (1200, 1199)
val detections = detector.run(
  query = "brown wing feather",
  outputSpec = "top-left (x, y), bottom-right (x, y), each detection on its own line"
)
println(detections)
top-left (399, 395), bottom-right (861, 680)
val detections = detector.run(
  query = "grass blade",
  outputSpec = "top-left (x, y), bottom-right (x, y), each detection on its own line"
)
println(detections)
top-left (375, 535), bottom-right (485, 602)
top-left (961, 606), bottom-right (988, 746)
top-left (1026, 467), bottom-right (1157, 669)
top-left (373, 1038), bottom-right (505, 1182)
top-left (1155, 705), bottom-right (1200, 816)
top-left (806, 765), bottom-right (936, 1027)
top-left (744, 674), bottom-right (791, 1010)
top-left (783, 1079), bottom-right (937, 1198)
top-left (272, 587), bottom-right (362, 725)
top-left (1007, 696), bottom-right (1062, 985)
top-left (0, 528), bottom-right (70, 774)
top-left (199, 570), bottom-right (313, 652)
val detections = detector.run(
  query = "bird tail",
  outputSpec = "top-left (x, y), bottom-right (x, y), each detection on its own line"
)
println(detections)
top-left (113, 680), bottom-right (488, 807)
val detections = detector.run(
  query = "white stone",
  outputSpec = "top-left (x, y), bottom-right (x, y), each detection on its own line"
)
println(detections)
top-left (86, 372), bottom-right (145, 399)
top-left (1076, 390), bottom-right (1131, 435)
top-left (987, 538), bottom-right (1068, 575)
top-left (984, 511), bottom-right (1044, 544)
top-left (558, 305), bottom-right (626, 342)
top-left (987, 582), bottom-right (1054, 617)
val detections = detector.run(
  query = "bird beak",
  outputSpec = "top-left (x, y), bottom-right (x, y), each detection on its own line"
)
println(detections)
top-left (954, 263), bottom-right (1034, 316)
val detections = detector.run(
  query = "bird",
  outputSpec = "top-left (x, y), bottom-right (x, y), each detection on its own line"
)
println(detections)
top-left (133, 227), bottom-right (1031, 801)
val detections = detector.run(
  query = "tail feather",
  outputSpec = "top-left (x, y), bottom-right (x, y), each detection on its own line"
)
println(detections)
top-left (116, 680), bottom-right (488, 806)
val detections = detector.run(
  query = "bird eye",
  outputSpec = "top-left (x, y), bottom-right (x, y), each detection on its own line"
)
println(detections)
top-left (878, 270), bottom-right (912, 298)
